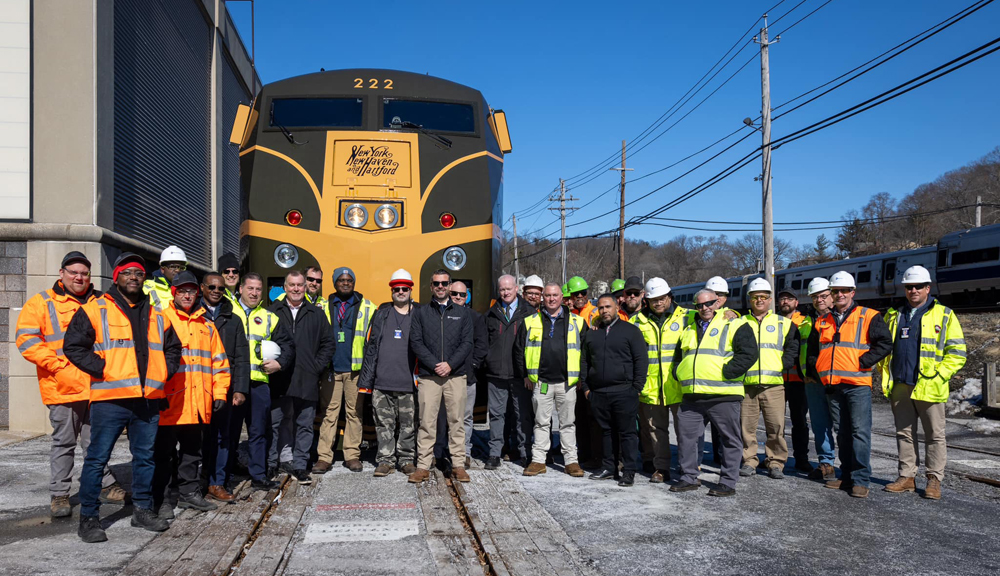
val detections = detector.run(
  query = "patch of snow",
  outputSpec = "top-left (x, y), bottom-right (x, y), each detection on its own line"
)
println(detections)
top-left (947, 378), bottom-right (982, 415)
top-left (967, 418), bottom-right (1000, 436)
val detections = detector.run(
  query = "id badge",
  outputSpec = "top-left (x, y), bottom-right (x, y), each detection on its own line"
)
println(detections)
top-left (540, 382), bottom-right (548, 394)
top-left (394, 329), bottom-right (403, 339)
top-left (900, 327), bottom-right (910, 339)
top-left (337, 331), bottom-right (346, 343)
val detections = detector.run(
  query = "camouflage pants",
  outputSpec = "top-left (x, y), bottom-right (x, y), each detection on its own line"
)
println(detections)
top-left (372, 390), bottom-right (416, 467)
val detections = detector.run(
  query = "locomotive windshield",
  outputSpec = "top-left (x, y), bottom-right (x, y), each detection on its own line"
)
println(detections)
top-left (382, 99), bottom-right (476, 133)
top-left (269, 97), bottom-right (364, 129)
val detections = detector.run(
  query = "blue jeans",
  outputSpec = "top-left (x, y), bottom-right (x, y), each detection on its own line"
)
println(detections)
top-left (831, 384), bottom-right (872, 487)
top-left (80, 398), bottom-right (159, 517)
top-left (203, 397), bottom-right (231, 487)
top-left (230, 383), bottom-right (271, 481)
top-left (804, 381), bottom-right (838, 465)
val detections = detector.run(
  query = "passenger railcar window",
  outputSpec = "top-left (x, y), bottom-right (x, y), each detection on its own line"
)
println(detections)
top-left (791, 280), bottom-right (802, 290)
top-left (383, 100), bottom-right (476, 133)
top-left (857, 271), bottom-right (872, 283)
top-left (951, 246), bottom-right (1000, 266)
top-left (270, 98), bottom-right (364, 128)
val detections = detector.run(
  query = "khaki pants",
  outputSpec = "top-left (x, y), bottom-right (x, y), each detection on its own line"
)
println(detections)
top-left (890, 383), bottom-right (947, 481)
top-left (530, 381), bottom-right (577, 465)
top-left (316, 371), bottom-right (366, 463)
top-left (741, 384), bottom-right (788, 468)
top-left (416, 375), bottom-right (467, 470)
top-left (639, 403), bottom-right (672, 471)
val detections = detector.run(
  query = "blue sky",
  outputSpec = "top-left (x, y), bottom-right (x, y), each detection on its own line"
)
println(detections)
top-left (229, 0), bottom-right (1000, 250)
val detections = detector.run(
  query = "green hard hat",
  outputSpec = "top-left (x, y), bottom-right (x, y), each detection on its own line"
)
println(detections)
top-left (567, 276), bottom-right (589, 293)
top-left (611, 279), bottom-right (625, 293)
top-left (562, 283), bottom-right (570, 297)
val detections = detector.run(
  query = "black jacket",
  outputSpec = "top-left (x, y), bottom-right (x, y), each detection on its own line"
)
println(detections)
top-left (64, 285), bottom-right (182, 391)
top-left (201, 298), bottom-right (251, 396)
top-left (409, 299), bottom-right (473, 377)
top-left (466, 308), bottom-right (489, 385)
top-left (805, 302), bottom-right (893, 381)
top-left (484, 298), bottom-right (536, 379)
top-left (358, 301), bottom-right (419, 390)
top-left (267, 299), bottom-right (335, 401)
top-left (578, 318), bottom-right (648, 395)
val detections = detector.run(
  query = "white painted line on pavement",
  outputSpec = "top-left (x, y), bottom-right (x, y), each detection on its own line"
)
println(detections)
top-left (951, 459), bottom-right (1000, 470)
top-left (303, 520), bottom-right (420, 543)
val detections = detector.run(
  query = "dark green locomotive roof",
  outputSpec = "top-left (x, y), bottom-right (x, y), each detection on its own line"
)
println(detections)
top-left (259, 69), bottom-right (487, 103)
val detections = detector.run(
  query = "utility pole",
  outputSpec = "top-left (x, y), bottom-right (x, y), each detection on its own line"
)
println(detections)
top-left (610, 140), bottom-right (633, 279)
top-left (976, 195), bottom-right (982, 227)
top-left (755, 15), bottom-right (779, 311)
top-left (512, 214), bottom-right (520, 279)
top-left (549, 179), bottom-right (578, 285)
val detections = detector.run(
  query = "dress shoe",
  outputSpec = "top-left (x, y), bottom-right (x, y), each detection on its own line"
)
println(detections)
top-left (669, 480), bottom-right (701, 493)
top-left (523, 462), bottom-right (547, 476)
top-left (708, 485), bottom-right (736, 497)
top-left (884, 476), bottom-right (916, 493)
top-left (589, 468), bottom-right (617, 481)
top-left (408, 468), bottom-right (430, 483)
top-left (565, 463), bottom-right (585, 477)
top-left (451, 467), bottom-right (471, 482)
top-left (650, 470), bottom-right (669, 483)
top-left (618, 472), bottom-right (635, 487)
top-left (207, 485), bottom-right (235, 502)
top-left (484, 457), bottom-right (502, 470)
top-left (923, 477), bottom-right (942, 500)
top-left (294, 469), bottom-right (312, 485)
top-left (312, 460), bottom-right (333, 475)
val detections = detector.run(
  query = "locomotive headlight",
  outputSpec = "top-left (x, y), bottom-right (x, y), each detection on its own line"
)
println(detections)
top-left (273, 243), bottom-right (299, 269)
top-left (375, 204), bottom-right (399, 229)
top-left (443, 246), bottom-right (467, 271)
top-left (345, 204), bottom-right (368, 228)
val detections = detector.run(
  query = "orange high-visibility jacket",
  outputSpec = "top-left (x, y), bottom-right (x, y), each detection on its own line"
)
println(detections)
top-left (159, 303), bottom-right (231, 425)
top-left (573, 301), bottom-right (597, 327)
top-left (16, 282), bottom-right (98, 405)
top-left (77, 295), bottom-right (172, 401)
top-left (815, 306), bottom-right (880, 387)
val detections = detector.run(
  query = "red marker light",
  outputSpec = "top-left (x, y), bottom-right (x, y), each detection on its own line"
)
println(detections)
top-left (440, 213), bottom-right (456, 229)
top-left (285, 210), bottom-right (303, 226)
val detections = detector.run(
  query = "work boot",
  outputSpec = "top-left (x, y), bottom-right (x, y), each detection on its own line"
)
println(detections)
top-left (207, 485), bottom-right (235, 503)
top-left (850, 485), bottom-right (870, 499)
top-left (132, 507), bottom-right (170, 532)
top-left (708, 485), bottom-right (736, 497)
top-left (294, 469), bottom-right (312, 485)
top-left (78, 516), bottom-right (107, 543)
top-left (739, 465), bottom-right (756, 477)
top-left (312, 460), bottom-right (332, 475)
top-left (344, 459), bottom-right (363, 472)
top-left (251, 477), bottom-right (277, 491)
top-left (669, 480), bottom-right (701, 493)
top-left (158, 503), bottom-right (175, 521)
top-left (923, 477), bottom-right (942, 500)
top-left (408, 468), bottom-right (430, 483)
top-left (618, 471), bottom-right (635, 487)
top-left (399, 463), bottom-right (417, 475)
top-left (824, 479), bottom-right (844, 490)
top-left (179, 491), bottom-right (218, 512)
top-left (884, 476), bottom-right (916, 493)
top-left (767, 466), bottom-right (784, 480)
top-left (820, 463), bottom-right (836, 480)
top-left (565, 463), bottom-right (585, 478)
top-left (99, 482), bottom-right (127, 504)
top-left (650, 470), bottom-right (670, 483)
top-left (451, 467), bottom-right (471, 483)
top-left (373, 463), bottom-right (395, 477)
top-left (522, 462), bottom-right (547, 476)
top-left (51, 495), bottom-right (72, 518)
top-left (484, 457), bottom-right (501, 470)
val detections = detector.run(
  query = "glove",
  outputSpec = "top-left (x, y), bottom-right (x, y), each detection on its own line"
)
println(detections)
top-left (213, 399), bottom-right (225, 412)
top-left (159, 398), bottom-right (170, 412)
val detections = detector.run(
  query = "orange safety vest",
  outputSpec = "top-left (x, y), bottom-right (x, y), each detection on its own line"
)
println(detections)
top-left (78, 295), bottom-right (171, 401)
top-left (573, 301), bottom-right (597, 327)
top-left (160, 303), bottom-right (231, 425)
top-left (815, 305), bottom-right (879, 387)
top-left (15, 282), bottom-right (97, 405)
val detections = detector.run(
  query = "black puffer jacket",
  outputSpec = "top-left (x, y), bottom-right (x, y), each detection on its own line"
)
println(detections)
top-left (267, 299), bottom-right (336, 401)
top-left (201, 298), bottom-right (251, 396)
top-left (409, 299), bottom-right (473, 377)
top-left (484, 299), bottom-right (536, 379)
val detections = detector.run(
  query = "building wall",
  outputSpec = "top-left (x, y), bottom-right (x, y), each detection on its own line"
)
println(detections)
top-left (0, 0), bottom-right (30, 221)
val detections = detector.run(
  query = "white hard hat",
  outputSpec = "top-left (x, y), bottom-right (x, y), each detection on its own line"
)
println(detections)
top-left (160, 245), bottom-right (187, 264)
top-left (389, 268), bottom-right (414, 287)
top-left (705, 276), bottom-right (729, 293)
top-left (747, 278), bottom-right (772, 294)
top-left (807, 277), bottom-right (830, 295)
top-left (261, 340), bottom-right (281, 362)
top-left (644, 277), bottom-right (671, 299)
top-left (829, 271), bottom-right (856, 289)
top-left (901, 265), bottom-right (932, 285)
top-left (523, 275), bottom-right (544, 289)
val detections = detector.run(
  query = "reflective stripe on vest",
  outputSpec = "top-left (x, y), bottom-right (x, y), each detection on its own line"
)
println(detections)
top-left (523, 312), bottom-right (584, 387)
top-left (630, 307), bottom-right (692, 405)
top-left (879, 300), bottom-right (967, 403)
top-left (351, 299), bottom-right (376, 371)
top-left (742, 312), bottom-right (792, 386)
top-left (675, 314), bottom-right (744, 396)
top-left (87, 296), bottom-right (169, 399)
top-left (815, 306), bottom-right (878, 387)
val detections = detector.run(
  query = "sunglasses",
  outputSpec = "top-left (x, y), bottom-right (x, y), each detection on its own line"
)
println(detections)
top-left (750, 295), bottom-right (771, 302)
top-left (432, 281), bottom-right (450, 287)
top-left (306, 276), bottom-right (322, 283)
top-left (204, 285), bottom-right (225, 292)
top-left (571, 291), bottom-right (587, 297)
top-left (830, 288), bottom-right (854, 295)
top-left (624, 291), bottom-right (642, 297)
top-left (450, 291), bottom-right (467, 297)
top-left (223, 268), bottom-right (238, 275)
top-left (392, 286), bottom-right (411, 293)
top-left (695, 299), bottom-right (718, 309)
top-left (905, 284), bottom-right (930, 291)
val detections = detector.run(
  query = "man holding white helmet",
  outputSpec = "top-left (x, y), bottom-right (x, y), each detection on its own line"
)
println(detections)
top-left (879, 266), bottom-right (966, 500)
top-left (807, 271), bottom-right (892, 498)
top-left (629, 277), bottom-right (692, 482)
top-left (144, 245), bottom-right (188, 312)
top-left (739, 278), bottom-right (799, 479)
top-left (522, 275), bottom-right (544, 310)
top-left (804, 277), bottom-right (838, 481)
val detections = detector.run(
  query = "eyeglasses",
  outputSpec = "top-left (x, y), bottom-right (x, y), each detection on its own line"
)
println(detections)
top-left (830, 288), bottom-right (854, 295)
top-left (904, 284), bottom-right (930, 291)
top-left (694, 299), bottom-right (718, 309)
top-left (223, 268), bottom-right (238, 275)
top-left (750, 295), bottom-right (771, 302)
top-left (120, 270), bottom-right (146, 279)
top-left (204, 285), bottom-right (225, 292)
top-left (392, 286), bottom-right (411, 293)
top-left (450, 291), bottom-right (467, 297)
top-left (624, 291), bottom-right (642, 297)
top-left (432, 281), bottom-right (450, 287)
top-left (62, 269), bottom-right (91, 278)
top-left (176, 288), bottom-right (199, 296)
top-left (306, 276), bottom-right (322, 283)
top-left (163, 263), bottom-right (187, 272)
